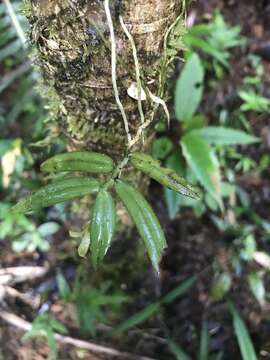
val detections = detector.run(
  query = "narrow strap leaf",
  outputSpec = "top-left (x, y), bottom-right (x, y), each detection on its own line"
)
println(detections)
top-left (115, 181), bottom-right (166, 273)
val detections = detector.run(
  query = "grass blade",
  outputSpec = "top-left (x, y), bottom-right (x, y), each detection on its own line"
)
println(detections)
top-left (228, 302), bottom-right (257, 360)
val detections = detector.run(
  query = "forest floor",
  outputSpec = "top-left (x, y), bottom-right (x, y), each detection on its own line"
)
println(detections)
top-left (1, 0), bottom-right (270, 359)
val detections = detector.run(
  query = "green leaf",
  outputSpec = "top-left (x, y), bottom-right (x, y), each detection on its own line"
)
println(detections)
top-left (165, 188), bottom-right (182, 219)
top-left (152, 137), bottom-right (174, 160)
top-left (181, 132), bottom-right (221, 206)
top-left (192, 127), bottom-right (260, 145)
top-left (164, 152), bottom-right (186, 219)
top-left (210, 273), bottom-right (232, 301)
top-left (185, 35), bottom-right (228, 67)
top-left (130, 153), bottom-right (200, 200)
top-left (168, 338), bottom-right (190, 360)
top-left (38, 222), bottom-right (60, 237)
top-left (111, 276), bottom-right (195, 336)
top-left (175, 53), bottom-right (204, 122)
top-left (248, 272), bottom-right (265, 306)
top-left (162, 276), bottom-right (196, 304)
top-left (12, 176), bottom-right (100, 213)
top-left (90, 189), bottom-right (116, 268)
top-left (57, 272), bottom-right (71, 301)
top-left (111, 302), bottom-right (160, 336)
top-left (228, 302), bottom-right (257, 360)
top-left (78, 230), bottom-right (91, 258)
top-left (198, 321), bottom-right (209, 360)
top-left (115, 181), bottom-right (166, 273)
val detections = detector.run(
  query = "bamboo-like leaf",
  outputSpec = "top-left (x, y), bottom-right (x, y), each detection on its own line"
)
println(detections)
top-left (115, 181), bottom-right (166, 273)
top-left (12, 176), bottom-right (100, 213)
top-left (90, 189), bottom-right (116, 268)
top-left (41, 151), bottom-right (115, 174)
top-left (130, 152), bottom-right (200, 200)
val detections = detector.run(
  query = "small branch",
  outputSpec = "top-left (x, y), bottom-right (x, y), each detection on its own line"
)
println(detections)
top-left (104, 0), bottom-right (132, 146)
top-left (3, 0), bottom-right (27, 48)
top-left (120, 16), bottom-right (145, 143)
top-left (0, 310), bottom-right (157, 360)
top-left (0, 266), bottom-right (48, 285)
top-left (0, 285), bottom-right (40, 309)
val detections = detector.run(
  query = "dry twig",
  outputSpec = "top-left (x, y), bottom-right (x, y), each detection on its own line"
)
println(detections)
top-left (0, 310), bottom-right (157, 360)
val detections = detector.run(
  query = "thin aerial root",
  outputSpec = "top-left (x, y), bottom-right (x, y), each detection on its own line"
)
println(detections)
top-left (104, 0), bottom-right (131, 146)
top-left (120, 16), bottom-right (145, 144)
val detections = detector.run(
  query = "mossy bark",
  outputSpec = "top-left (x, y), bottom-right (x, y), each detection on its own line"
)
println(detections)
top-left (28, 0), bottom-right (183, 160)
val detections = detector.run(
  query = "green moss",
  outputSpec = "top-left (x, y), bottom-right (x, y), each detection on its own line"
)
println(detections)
top-left (20, 0), bottom-right (32, 17)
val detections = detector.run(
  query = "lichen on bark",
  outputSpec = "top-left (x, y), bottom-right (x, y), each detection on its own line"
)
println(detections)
top-left (27, 0), bottom-right (183, 160)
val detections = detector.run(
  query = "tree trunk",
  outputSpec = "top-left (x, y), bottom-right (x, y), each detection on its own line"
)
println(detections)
top-left (28, 0), bottom-right (183, 161)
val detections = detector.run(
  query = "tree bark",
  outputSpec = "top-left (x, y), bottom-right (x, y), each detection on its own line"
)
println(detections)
top-left (28, 0), bottom-right (183, 160)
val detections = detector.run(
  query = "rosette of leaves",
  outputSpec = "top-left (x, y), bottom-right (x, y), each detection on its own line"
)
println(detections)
top-left (12, 150), bottom-right (199, 272)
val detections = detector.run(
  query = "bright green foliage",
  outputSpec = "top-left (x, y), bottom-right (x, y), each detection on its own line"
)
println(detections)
top-left (193, 127), bottom-right (260, 145)
top-left (23, 312), bottom-right (68, 360)
top-left (228, 302), bottom-right (257, 360)
top-left (13, 149), bottom-right (197, 271)
top-left (13, 221), bottom-right (59, 252)
top-left (115, 181), bottom-right (167, 273)
top-left (90, 190), bottom-right (116, 268)
top-left (12, 176), bottom-right (100, 213)
top-left (181, 132), bottom-right (221, 206)
top-left (185, 12), bottom-right (245, 68)
top-left (239, 90), bottom-right (270, 112)
top-left (131, 152), bottom-right (199, 199)
top-left (41, 151), bottom-right (115, 174)
top-left (175, 53), bottom-right (204, 121)
top-left (0, 203), bottom-right (57, 252)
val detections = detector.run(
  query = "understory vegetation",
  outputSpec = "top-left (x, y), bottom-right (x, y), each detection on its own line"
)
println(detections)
top-left (0, 1), bottom-right (270, 359)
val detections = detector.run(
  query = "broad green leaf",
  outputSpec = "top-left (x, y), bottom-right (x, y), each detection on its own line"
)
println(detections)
top-left (228, 302), bottom-right (257, 360)
top-left (184, 35), bottom-right (228, 67)
top-left (181, 132), bottom-right (221, 206)
top-left (192, 127), bottom-right (260, 145)
top-left (175, 53), bottom-right (204, 122)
